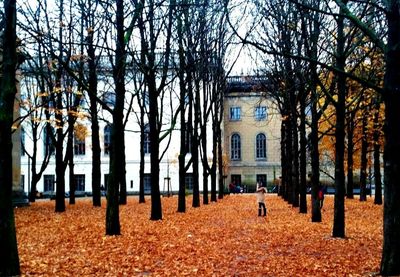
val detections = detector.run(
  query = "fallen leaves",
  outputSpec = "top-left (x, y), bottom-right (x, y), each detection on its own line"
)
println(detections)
top-left (15, 195), bottom-right (382, 276)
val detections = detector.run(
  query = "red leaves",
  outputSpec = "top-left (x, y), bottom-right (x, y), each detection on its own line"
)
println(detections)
top-left (15, 195), bottom-right (382, 276)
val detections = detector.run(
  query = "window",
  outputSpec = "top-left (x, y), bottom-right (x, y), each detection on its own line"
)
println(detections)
top-left (43, 127), bottom-right (55, 156)
top-left (230, 107), bottom-right (241, 121)
top-left (44, 175), bottom-right (55, 192)
top-left (255, 106), bottom-right (267, 121)
top-left (185, 173), bottom-right (193, 191)
top-left (74, 174), bottom-right (85, 191)
top-left (144, 124), bottom-right (150, 154)
top-left (104, 125), bottom-right (111, 155)
top-left (256, 133), bottom-right (267, 159)
top-left (256, 174), bottom-right (267, 187)
top-left (144, 174), bottom-right (151, 194)
top-left (231, 175), bottom-right (241, 187)
top-left (231, 133), bottom-right (241, 160)
top-left (74, 134), bottom-right (86, 155)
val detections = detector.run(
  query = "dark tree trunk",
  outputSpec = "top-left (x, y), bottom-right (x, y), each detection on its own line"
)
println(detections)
top-left (373, 101), bottom-right (382, 205)
top-left (279, 120), bottom-right (287, 198)
top-left (285, 112), bottom-right (293, 204)
top-left (106, 124), bottom-right (120, 235)
top-left (106, 0), bottom-right (126, 234)
top-left (87, 27), bottom-right (101, 207)
top-left (210, 103), bottom-right (218, 202)
top-left (310, 93), bottom-right (321, 222)
top-left (54, 0), bottom-right (66, 213)
top-left (359, 110), bottom-right (368, 202)
top-left (380, 1), bottom-right (400, 274)
top-left (177, 12), bottom-right (186, 213)
top-left (55, 120), bottom-right (66, 213)
top-left (139, 104), bottom-right (146, 204)
top-left (346, 112), bottom-right (355, 199)
top-left (291, 118), bottom-right (299, 208)
top-left (68, 130), bottom-right (75, 205)
top-left (299, 84), bottom-right (307, 214)
top-left (192, 82), bottom-right (200, 208)
top-left (332, 1), bottom-right (347, 238)
top-left (0, 0), bottom-right (21, 274)
top-left (149, 79), bottom-right (162, 219)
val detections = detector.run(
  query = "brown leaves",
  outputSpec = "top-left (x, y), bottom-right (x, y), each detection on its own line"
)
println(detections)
top-left (15, 195), bottom-right (382, 276)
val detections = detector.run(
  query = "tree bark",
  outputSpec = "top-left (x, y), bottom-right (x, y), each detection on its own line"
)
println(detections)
top-left (332, 1), bottom-right (347, 238)
top-left (0, 0), bottom-right (21, 274)
top-left (346, 111), bottom-right (355, 199)
top-left (380, 1), bottom-right (400, 274)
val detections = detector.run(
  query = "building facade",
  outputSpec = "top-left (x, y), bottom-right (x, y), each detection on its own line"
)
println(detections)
top-left (19, 75), bottom-right (281, 196)
top-left (223, 77), bottom-right (281, 191)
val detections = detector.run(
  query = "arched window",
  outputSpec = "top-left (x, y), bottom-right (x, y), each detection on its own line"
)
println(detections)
top-left (256, 133), bottom-right (267, 159)
top-left (144, 124), bottom-right (150, 154)
top-left (231, 133), bottom-right (241, 160)
top-left (104, 125), bottom-right (111, 155)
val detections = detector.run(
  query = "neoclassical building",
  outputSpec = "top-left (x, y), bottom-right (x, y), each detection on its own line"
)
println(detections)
top-left (223, 76), bottom-right (281, 191)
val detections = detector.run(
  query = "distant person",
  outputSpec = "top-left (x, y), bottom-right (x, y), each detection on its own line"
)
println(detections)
top-left (229, 182), bottom-right (235, 194)
top-left (256, 182), bottom-right (267, 216)
top-left (318, 185), bottom-right (325, 209)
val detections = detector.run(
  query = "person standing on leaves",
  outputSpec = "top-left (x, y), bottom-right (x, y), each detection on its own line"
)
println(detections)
top-left (318, 185), bottom-right (325, 209)
top-left (256, 182), bottom-right (267, 216)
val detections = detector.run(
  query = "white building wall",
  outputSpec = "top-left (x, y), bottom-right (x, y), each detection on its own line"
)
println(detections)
top-left (20, 77), bottom-right (211, 195)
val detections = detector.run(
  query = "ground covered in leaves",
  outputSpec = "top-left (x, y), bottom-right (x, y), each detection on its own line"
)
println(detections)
top-left (15, 194), bottom-right (382, 276)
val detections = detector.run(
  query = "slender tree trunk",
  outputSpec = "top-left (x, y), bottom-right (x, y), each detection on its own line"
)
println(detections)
top-left (310, 93), bottom-right (321, 222)
top-left (68, 131), bottom-right (75, 205)
top-left (106, 123), bottom-right (120, 235)
top-left (359, 110), bottom-right (368, 202)
top-left (332, 1), bottom-right (347, 238)
top-left (299, 87), bottom-right (307, 214)
top-left (0, 0), bottom-right (20, 274)
top-left (346, 112), bottom-right (355, 199)
top-left (139, 107), bottom-right (146, 204)
top-left (87, 28), bottom-right (101, 207)
top-left (373, 101), bottom-right (382, 205)
top-left (177, 12), bottom-right (186, 212)
top-left (55, 122), bottom-right (66, 213)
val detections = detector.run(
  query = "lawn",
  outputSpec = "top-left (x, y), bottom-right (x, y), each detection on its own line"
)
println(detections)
top-left (15, 194), bottom-right (382, 276)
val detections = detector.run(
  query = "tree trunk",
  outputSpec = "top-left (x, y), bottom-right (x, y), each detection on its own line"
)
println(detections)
top-left (299, 85), bottom-right (307, 214)
top-left (373, 101), bottom-right (382, 205)
top-left (310, 93), bottom-right (321, 222)
top-left (55, 123), bottom-right (66, 213)
top-left (346, 112), bottom-right (355, 199)
top-left (359, 110), bottom-right (368, 202)
top-left (0, 0), bottom-right (21, 274)
top-left (380, 1), bottom-right (400, 274)
top-left (68, 125), bottom-right (75, 205)
top-left (177, 12), bottom-right (186, 213)
top-left (87, 28), bottom-right (101, 207)
top-left (106, 124), bottom-right (120, 235)
top-left (139, 106), bottom-right (146, 204)
top-left (106, 0), bottom-right (126, 234)
top-left (332, 1), bottom-right (347, 238)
